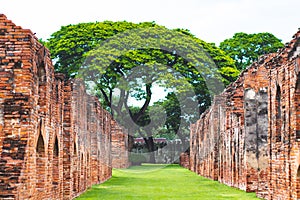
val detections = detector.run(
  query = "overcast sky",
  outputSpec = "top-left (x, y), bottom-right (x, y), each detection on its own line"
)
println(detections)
top-left (1, 0), bottom-right (300, 45)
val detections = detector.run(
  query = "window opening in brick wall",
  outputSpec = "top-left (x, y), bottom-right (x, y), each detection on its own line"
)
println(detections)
top-left (37, 61), bottom-right (46, 83)
top-left (53, 136), bottom-right (59, 157)
top-left (295, 74), bottom-right (300, 141)
top-left (52, 136), bottom-right (59, 197)
top-left (275, 86), bottom-right (282, 142)
top-left (73, 142), bottom-right (78, 193)
top-left (87, 152), bottom-right (90, 183)
top-left (80, 153), bottom-right (85, 192)
top-left (233, 152), bottom-right (236, 183)
top-left (297, 166), bottom-right (300, 199)
top-left (74, 142), bottom-right (77, 155)
top-left (55, 84), bottom-right (59, 102)
top-left (37, 60), bottom-right (46, 108)
top-left (36, 128), bottom-right (46, 192)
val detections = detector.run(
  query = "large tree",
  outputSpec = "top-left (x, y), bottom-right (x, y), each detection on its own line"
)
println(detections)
top-left (219, 32), bottom-right (284, 70)
top-left (46, 21), bottom-right (238, 110)
top-left (46, 21), bottom-right (239, 163)
top-left (46, 21), bottom-right (157, 77)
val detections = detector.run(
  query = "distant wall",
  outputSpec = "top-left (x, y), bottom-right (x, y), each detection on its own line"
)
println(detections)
top-left (131, 139), bottom-right (188, 164)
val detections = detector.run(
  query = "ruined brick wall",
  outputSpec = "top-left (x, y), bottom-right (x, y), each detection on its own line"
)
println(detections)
top-left (111, 120), bottom-right (130, 168)
top-left (179, 152), bottom-right (190, 169)
top-left (267, 32), bottom-right (300, 200)
top-left (0, 14), bottom-right (129, 200)
top-left (186, 30), bottom-right (300, 199)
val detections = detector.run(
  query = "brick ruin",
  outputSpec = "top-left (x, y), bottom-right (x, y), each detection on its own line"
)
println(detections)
top-left (0, 14), bottom-right (130, 199)
top-left (111, 120), bottom-right (130, 169)
top-left (182, 29), bottom-right (300, 199)
top-left (3, 11), bottom-right (300, 200)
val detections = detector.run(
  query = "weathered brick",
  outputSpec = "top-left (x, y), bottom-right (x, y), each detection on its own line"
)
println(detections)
top-left (0, 14), bottom-right (130, 200)
top-left (183, 30), bottom-right (300, 200)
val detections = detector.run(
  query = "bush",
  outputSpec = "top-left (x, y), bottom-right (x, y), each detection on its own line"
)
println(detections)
top-left (129, 153), bottom-right (147, 166)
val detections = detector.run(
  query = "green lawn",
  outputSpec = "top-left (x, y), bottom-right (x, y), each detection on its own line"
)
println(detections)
top-left (76, 164), bottom-right (260, 200)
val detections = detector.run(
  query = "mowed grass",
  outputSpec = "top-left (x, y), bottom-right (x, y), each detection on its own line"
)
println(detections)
top-left (76, 164), bottom-right (260, 200)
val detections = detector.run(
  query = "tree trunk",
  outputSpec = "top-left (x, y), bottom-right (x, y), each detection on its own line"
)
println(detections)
top-left (144, 136), bottom-right (156, 163)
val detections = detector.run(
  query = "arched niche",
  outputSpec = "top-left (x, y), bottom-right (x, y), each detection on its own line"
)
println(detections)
top-left (52, 136), bottom-right (59, 184)
top-left (295, 74), bottom-right (300, 141)
top-left (72, 141), bottom-right (79, 193)
top-left (275, 85), bottom-right (282, 143)
top-left (297, 166), bottom-right (300, 199)
top-left (37, 62), bottom-right (46, 83)
top-left (36, 129), bottom-right (46, 191)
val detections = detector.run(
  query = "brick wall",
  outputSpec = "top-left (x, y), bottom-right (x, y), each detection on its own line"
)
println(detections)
top-left (179, 152), bottom-right (190, 169)
top-left (185, 30), bottom-right (300, 199)
top-left (0, 14), bottom-right (130, 199)
top-left (111, 120), bottom-right (130, 168)
top-left (4, 12), bottom-right (300, 200)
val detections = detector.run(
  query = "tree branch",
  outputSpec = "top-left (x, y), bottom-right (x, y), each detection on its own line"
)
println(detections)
top-left (133, 83), bottom-right (152, 122)
top-left (99, 87), bottom-right (110, 106)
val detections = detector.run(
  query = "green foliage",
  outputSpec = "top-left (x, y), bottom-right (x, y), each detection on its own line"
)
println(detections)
top-left (38, 38), bottom-right (46, 46)
top-left (46, 21), bottom-right (238, 88)
top-left (76, 164), bottom-right (260, 200)
top-left (46, 21), bottom-right (157, 77)
top-left (154, 129), bottom-right (177, 140)
top-left (219, 32), bottom-right (284, 70)
top-left (46, 21), bottom-right (239, 142)
top-left (155, 93), bottom-right (182, 137)
top-left (80, 24), bottom-right (238, 117)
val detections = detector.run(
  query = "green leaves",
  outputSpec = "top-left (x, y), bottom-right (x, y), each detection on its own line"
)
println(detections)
top-left (46, 21), bottom-right (239, 140)
top-left (219, 32), bottom-right (284, 70)
top-left (46, 21), bottom-right (156, 78)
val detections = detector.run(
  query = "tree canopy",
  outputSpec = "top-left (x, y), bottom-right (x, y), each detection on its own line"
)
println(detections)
top-left (46, 21), bottom-right (239, 110)
top-left (46, 21), bottom-right (156, 77)
top-left (46, 21), bottom-right (238, 80)
top-left (46, 21), bottom-right (239, 162)
top-left (219, 32), bottom-right (284, 70)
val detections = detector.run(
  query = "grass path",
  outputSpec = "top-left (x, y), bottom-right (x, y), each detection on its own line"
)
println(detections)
top-left (76, 164), bottom-right (260, 200)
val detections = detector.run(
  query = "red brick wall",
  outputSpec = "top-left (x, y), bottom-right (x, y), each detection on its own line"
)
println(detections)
top-left (0, 14), bottom-right (129, 200)
top-left (185, 30), bottom-right (300, 200)
top-left (111, 120), bottom-right (130, 168)
top-left (179, 152), bottom-right (190, 169)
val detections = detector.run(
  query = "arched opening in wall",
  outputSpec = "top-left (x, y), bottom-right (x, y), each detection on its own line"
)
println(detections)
top-left (295, 74), bottom-right (300, 141)
top-left (297, 166), bottom-right (300, 199)
top-left (87, 152), bottom-right (90, 186)
top-left (233, 153), bottom-right (236, 184)
top-left (73, 142), bottom-right (78, 193)
top-left (80, 153), bottom-right (85, 192)
top-left (55, 83), bottom-right (59, 102)
top-left (74, 142), bottom-right (77, 155)
top-left (275, 85), bottom-right (282, 143)
top-left (37, 61), bottom-right (46, 83)
top-left (36, 131), bottom-right (46, 192)
top-left (52, 136), bottom-right (59, 189)
top-left (37, 60), bottom-right (46, 108)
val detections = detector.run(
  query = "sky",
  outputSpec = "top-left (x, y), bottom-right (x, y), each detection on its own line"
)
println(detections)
top-left (1, 0), bottom-right (300, 45)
